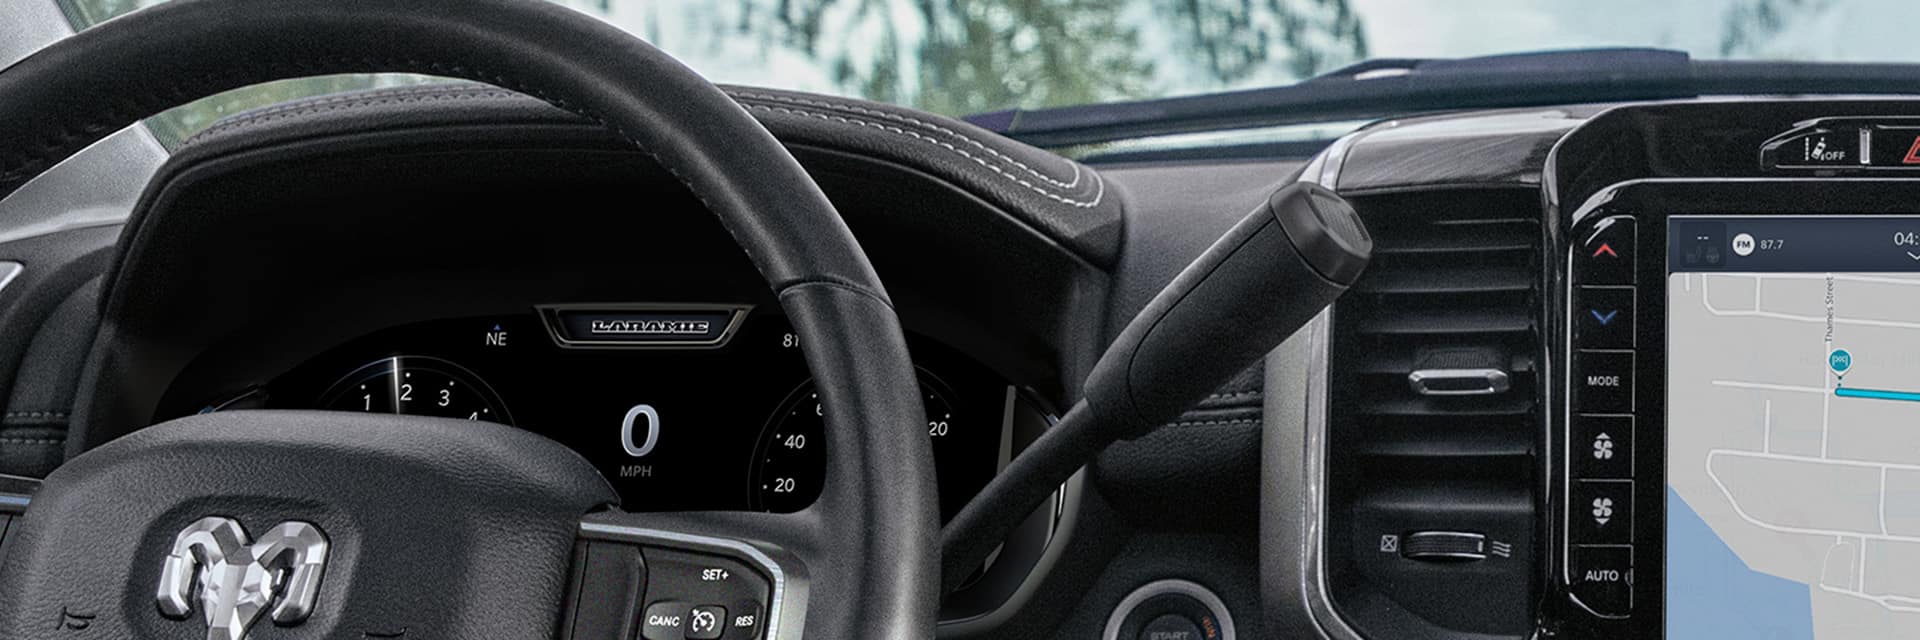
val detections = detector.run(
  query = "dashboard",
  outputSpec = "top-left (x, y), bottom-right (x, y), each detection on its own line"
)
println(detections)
top-left (21, 74), bottom-right (1920, 639)
top-left (183, 306), bottom-right (1051, 517)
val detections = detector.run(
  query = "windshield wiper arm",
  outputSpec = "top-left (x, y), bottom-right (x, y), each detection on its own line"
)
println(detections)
top-left (967, 48), bottom-right (1920, 148)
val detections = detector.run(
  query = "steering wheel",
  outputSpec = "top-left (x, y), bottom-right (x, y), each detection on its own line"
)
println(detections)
top-left (0, 0), bottom-right (938, 638)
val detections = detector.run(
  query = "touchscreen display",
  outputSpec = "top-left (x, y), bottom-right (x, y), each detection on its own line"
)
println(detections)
top-left (1668, 217), bottom-right (1920, 639)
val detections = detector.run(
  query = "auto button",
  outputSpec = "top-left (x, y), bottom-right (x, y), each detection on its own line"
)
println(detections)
top-left (1569, 545), bottom-right (1632, 617)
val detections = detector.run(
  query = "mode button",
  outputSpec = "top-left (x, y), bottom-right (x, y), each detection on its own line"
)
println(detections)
top-left (1575, 351), bottom-right (1634, 413)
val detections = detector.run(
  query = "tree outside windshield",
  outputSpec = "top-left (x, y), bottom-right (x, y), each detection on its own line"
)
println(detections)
top-left (59, 0), bottom-right (1912, 148)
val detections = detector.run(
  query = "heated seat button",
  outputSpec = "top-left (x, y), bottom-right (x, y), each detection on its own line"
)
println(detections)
top-left (1575, 286), bottom-right (1635, 349)
top-left (1575, 218), bottom-right (1636, 285)
top-left (1575, 351), bottom-right (1634, 413)
top-left (1139, 614), bottom-right (1205, 640)
top-left (1569, 545), bottom-right (1633, 617)
top-left (1573, 415), bottom-right (1634, 479)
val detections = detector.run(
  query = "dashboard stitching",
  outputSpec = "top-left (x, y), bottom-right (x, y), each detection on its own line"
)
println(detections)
top-left (1207, 390), bottom-right (1262, 400)
top-left (1, 412), bottom-right (67, 419)
top-left (1165, 418), bottom-right (1261, 428)
top-left (185, 86), bottom-right (523, 145)
top-left (190, 85), bottom-right (1104, 211)
top-left (726, 90), bottom-right (1084, 190)
top-left (738, 103), bottom-right (1107, 208)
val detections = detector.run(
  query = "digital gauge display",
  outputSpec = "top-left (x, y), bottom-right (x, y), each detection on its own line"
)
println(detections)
top-left (750, 372), bottom-right (966, 515)
top-left (226, 310), bottom-right (1032, 514)
top-left (320, 355), bottom-right (512, 425)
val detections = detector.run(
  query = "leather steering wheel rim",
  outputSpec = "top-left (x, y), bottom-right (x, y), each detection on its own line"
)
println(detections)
top-left (0, 0), bottom-right (938, 638)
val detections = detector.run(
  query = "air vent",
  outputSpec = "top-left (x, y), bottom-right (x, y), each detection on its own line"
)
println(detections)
top-left (1323, 188), bottom-right (1543, 639)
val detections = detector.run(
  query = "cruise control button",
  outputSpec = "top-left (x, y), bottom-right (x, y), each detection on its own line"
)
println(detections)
top-left (686, 605), bottom-right (727, 640)
top-left (1575, 287), bottom-right (1635, 349)
top-left (1575, 218), bottom-right (1636, 285)
top-left (722, 600), bottom-right (763, 639)
top-left (1573, 415), bottom-right (1633, 479)
top-left (642, 602), bottom-right (690, 640)
top-left (1570, 480), bottom-right (1633, 544)
top-left (1569, 545), bottom-right (1633, 617)
top-left (1575, 351), bottom-right (1634, 413)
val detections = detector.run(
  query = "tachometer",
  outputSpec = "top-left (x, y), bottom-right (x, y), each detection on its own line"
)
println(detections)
top-left (750, 373), bottom-right (957, 513)
top-left (320, 355), bottom-right (512, 425)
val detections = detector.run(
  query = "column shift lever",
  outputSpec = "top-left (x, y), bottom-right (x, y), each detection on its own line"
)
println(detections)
top-left (941, 183), bottom-right (1373, 592)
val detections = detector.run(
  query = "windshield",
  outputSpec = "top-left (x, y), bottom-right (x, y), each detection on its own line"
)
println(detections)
top-left (58, 0), bottom-right (1920, 147)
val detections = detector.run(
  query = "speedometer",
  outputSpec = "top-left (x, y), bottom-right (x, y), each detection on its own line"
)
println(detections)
top-left (320, 355), bottom-right (512, 425)
top-left (750, 373), bottom-right (957, 513)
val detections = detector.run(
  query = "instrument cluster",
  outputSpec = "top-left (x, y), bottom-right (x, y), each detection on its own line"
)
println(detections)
top-left (221, 305), bottom-right (1042, 516)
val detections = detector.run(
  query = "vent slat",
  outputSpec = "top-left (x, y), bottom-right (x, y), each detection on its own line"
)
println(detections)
top-left (1355, 267), bottom-right (1532, 295)
top-left (1349, 395), bottom-right (1535, 417)
top-left (1350, 309), bottom-right (1534, 336)
top-left (1352, 352), bottom-right (1535, 376)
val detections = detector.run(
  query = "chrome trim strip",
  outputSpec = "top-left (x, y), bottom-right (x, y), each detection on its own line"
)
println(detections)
top-left (1256, 124), bottom-right (1374, 639)
top-left (0, 493), bottom-right (28, 509)
top-left (1101, 579), bottom-right (1237, 640)
top-left (1297, 310), bottom-right (1365, 640)
top-left (536, 303), bottom-right (753, 350)
top-left (1270, 125), bottom-right (1374, 640)
top-left (577, 521), bottom-right (793, 640)
top-left (1407, 368), bottom-right (1511, 396)
top-left (0, 262), bottom-right (22, 297)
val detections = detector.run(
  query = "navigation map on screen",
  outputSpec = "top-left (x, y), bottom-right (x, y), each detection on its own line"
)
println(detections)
top-left (1669, 217), bottom-right (1920, 639)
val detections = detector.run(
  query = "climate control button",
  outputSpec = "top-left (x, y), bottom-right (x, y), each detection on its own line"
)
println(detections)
top-left (1573, 415), bottom-right (1634, 479)
top-left (1569, 480), bottom-right (1633, 545)
top-left (1574, 217), bottom-right (1636, 285)
top-left (1569, 544), bottom-right (1632, 618)
top-left (1575, 351), bottom-right (1634, 413)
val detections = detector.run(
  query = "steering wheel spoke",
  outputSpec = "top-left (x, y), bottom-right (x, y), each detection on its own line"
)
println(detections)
top-left (571, 510), bottom-right (809, 640)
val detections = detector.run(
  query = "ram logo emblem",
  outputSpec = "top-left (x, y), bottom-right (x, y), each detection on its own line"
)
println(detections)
top-left (156, 517), bottom-right (330, 640)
